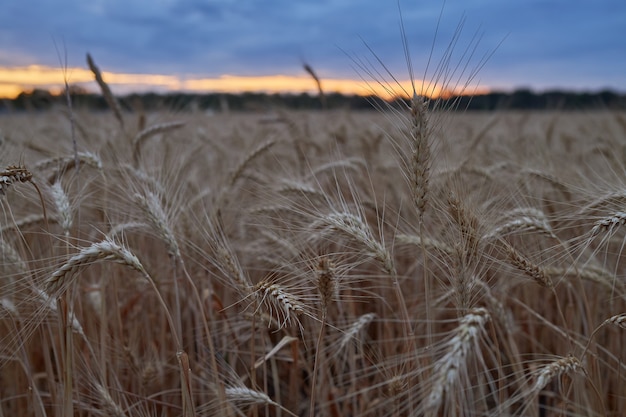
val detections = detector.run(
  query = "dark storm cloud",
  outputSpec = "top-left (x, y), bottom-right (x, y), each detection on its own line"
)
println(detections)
top-left (1, 0), bottom-right (624, 91)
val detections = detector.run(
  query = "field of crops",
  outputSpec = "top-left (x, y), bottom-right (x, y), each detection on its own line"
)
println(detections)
top-left (1, 105), bottom-right (625, 416)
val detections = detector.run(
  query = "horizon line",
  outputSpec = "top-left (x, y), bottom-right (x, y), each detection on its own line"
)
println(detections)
top-left (0, 64), bottom-right (489, 100)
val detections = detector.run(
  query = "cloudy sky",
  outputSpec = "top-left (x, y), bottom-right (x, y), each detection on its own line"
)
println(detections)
top-left (0, 0), bottom-right (624, 98)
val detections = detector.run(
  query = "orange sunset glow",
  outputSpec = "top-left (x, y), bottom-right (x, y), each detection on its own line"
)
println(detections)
top-left (0, 65), bottom-right (487, 100)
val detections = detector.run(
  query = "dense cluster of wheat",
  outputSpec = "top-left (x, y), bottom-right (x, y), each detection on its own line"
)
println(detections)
top-left (1, 95), bottom-right (626, 417)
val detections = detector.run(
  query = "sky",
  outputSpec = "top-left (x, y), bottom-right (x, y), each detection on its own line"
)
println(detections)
top-left (0, 0), bottom-right (624, 99)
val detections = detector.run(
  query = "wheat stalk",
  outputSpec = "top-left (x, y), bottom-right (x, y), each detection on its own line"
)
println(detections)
top-left (35, 288), bottom-right (85, 338)
top-left (177, 351), bottom-right (196, 417)
top-left (310, 256), bottom-right (336, 417)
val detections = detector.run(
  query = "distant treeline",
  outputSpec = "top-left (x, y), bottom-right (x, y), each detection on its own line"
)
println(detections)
top-left (2, 87), bottom-right (625, 112)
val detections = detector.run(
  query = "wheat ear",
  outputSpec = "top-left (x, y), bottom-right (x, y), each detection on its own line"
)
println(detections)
top-left (315, 256), bottom-right (336, 312)
top-left (447, 193), bottom-right (481, 263)
top-left (395, 233), bottom-right (454, 255)
top-left (1, 237), bottom-right (27, 273)
top-left (409, 93), bottom-right (431, 222)
top-left (486, 207), bottom-right (557, 240)
top-left (253, 280), bottom-right (305, 330)
top-left (305, 157), bottom-right (366, 180)
top-left (228, 139), bottom-right (277, 187)
top-left (505, 244), bottom-right (553, 288)
top-left (214, 139), bottom-right (277, 218)
top-left (576, 190), bottom-right (626, 217)
top-left (134, 190), bottom-right (185, 341)
top-left (94, 382), bottom-right (127, 417)
top-left (224, 386), bottom-right (298, 417)
top-left (132, 121), bottom-right (185, 165)
top-left (505, 244), bottom-right (576, 351)
top-left (134, 191), bottom-right (181, 259)
top-left (531, 355), bottom-right (585, 394)
top-left (424, 308), bottom-right (490, 414)
top-left (50, 181), bottom-right (73, 236)
top-left (316, 211), bottom-right (395, 274)
top-left (45, 239), bottom-right (145, 294)
top-left (277, 179), bottom-right (327, 201)
top-left (1, 214), bottom-right (47, 233)
top-left (0, 165), bottom-right (48, 228)
top-left (314, 210), bottom-right (412, 342)
top-left (86, 53), bottom-right (125, 129)
top-left (521, 168), bottom-right (572, 200)
top-left (46, 238), bottom-right (184, 351)
top-left (590, 211), bottom-right (626, 237)
top-left (606, 313), bottom-right (626, 329)
top-left (0, 165), bottom-right (33, 195)
top-left (303, 62), bottom-right (326, 109)
top-left (544, 265), bottom-right (625, 294)
top-left (581, 313), bottom-right (626, 361)
top-left (338, 313), bottom-right (376, 352)
top-left (34, 151), bottom-right (103, 184)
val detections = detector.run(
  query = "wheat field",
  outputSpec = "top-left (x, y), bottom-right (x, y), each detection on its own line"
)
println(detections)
top-left (1, 102), bottom-right (625, 416)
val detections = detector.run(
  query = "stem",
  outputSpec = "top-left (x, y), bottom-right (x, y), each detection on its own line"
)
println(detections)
top-left (309, 310), bottom-right (327, 417)
top-left (59, 296), bottom-right (74, 417)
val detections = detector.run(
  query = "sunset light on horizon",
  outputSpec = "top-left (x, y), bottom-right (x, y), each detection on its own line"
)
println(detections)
top-left (0, 64), bottom-right (489, 100)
